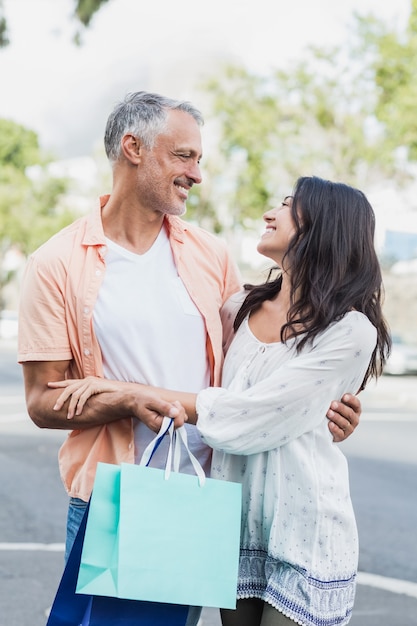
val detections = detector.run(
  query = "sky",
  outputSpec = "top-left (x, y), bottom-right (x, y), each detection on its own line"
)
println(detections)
top-left (0, 0), bottom-right (410, 159)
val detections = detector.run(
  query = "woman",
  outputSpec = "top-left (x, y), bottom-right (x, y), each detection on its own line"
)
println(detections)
top-left (50, 176), bottom-right (391, 626)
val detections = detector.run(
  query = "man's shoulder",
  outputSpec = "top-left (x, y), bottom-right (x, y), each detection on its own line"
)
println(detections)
top-left (168, 216), bottom-right (228, 250)
top-left (30, 214), bottom-right (88, 261)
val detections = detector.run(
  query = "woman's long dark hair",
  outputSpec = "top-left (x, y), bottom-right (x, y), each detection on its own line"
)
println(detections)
top-left (234, 176), bottom-right (391, 389)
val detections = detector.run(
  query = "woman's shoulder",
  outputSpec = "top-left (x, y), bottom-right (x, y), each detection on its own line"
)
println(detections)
top-left (222, 289), bottom-right (248, 312)
top-left (220, 290), bottom-right (248, 353)
top-left (341, 309), bottom-right (375, 329)
top-left (321, 310), bottom-right (377, 348)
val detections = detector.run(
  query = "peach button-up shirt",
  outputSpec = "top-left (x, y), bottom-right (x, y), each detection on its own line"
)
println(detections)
top-left (18, 196), bottom-right (241, 501)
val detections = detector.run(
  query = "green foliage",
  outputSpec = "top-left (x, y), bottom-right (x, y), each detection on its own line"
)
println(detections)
top-left (0, 119), bottom-right (41, 170)
top-left (199, 67), bottom-right (283, 228)
top-left (193, 7), bottom-right (417, 233)
top-left (0, 120), bottom-right (78, 310)
top-left (1, 0), bottom-right (415, 242)
top-left (0, 166), bottom-right (72, 256)
top-left (0, 0), bottom-right (8, 48)
top-left (0, 120), bottom-right (75, 303)
top-left (186, 186), bottom-right (223, 234)
top-left (353, 4), bottom-right (417, 161)
top-left (74, 0), bottom-right (111, 26)
top-left (0, 16), bottom-right (8, 48)
top-left (0, 0), bottom-right (112, 48)
top-left (198, 48), bottom-right (398, 232)
top-left (73, 0), bottom-right (112, 44)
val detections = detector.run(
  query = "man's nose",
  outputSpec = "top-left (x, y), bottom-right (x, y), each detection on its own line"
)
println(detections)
top-left (188, 161), bottom-right (202, 185)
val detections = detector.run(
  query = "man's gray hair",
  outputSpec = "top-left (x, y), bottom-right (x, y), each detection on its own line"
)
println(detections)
top-left (104, 91), bottom-right (204, 164)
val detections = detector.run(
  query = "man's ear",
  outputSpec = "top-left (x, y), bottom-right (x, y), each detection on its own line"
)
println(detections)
top-left (121, 134), bottom-right (142, 164)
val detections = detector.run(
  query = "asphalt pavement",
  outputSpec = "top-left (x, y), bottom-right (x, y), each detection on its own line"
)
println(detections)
top-left (1, 337), bottom-right (417, 626)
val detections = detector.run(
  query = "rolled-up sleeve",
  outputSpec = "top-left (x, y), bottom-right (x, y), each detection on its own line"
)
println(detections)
top-left (18, 254), bottom-right (72, 362)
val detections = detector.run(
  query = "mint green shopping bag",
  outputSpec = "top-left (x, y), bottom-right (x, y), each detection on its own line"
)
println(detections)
top-left (76, 462), bottom-right (121, 597)
top-left (77, 418), bottom-right (242, 609)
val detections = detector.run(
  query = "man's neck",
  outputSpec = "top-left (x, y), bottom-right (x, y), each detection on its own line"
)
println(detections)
top-left (101, 196), bottom-right (166, 255)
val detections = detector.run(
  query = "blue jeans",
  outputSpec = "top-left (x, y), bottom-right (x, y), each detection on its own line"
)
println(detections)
top-left (65, 497), bottom-right (88, 562)
top-left (65, 498), bottom-right (202, 626)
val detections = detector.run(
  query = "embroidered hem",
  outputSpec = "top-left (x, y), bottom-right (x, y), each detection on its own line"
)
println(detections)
top-left (237, 548), bottom-right (355, 626)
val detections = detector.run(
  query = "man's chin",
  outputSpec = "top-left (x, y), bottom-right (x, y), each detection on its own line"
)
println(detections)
top-left (163, 204), bottom-right (187, 217)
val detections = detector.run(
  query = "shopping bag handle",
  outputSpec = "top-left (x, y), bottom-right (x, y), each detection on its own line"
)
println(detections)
top-left (139, 417), bottom-right (173, 468)
top-left (173, 424), bottom-right (206, 486)
top-left (139, 417), bottom-right (206, 487)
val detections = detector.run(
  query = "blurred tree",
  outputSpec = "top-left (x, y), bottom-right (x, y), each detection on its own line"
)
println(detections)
top-left (188, 66), bottom-right (279, 233)
top-left (0, 0), bottom-right (8, 47)
top-left (72, 0), bottom-right (112, 44)
top-left (195, 49), bottom-right (399, 234)
top-left (0, 119), bottom-right (75, 309)
top-left (74, 0), bottom-right (111, 26)
top-left (0, 0), bottom-right (112, 47)
top-left (354, 0), bottom-right (417, 161)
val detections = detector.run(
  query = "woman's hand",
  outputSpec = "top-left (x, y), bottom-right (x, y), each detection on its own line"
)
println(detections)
top-left (47, 376), bottom-right (188, 431)
top-left (48, 376), bottom-right (122, 419)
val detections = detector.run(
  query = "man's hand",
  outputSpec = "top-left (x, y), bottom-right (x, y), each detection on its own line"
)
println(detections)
top-left (326, 393), bottom-right (361, 442)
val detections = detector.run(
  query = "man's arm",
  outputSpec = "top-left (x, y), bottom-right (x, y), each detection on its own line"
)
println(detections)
top-left (326, 393), bottom-right (361, 442)
top-left (23, 361), bottom-right (176, 432)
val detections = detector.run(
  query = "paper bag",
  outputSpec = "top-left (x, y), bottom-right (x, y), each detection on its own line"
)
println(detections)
top-left (77, 418), bottom-right (242, 609)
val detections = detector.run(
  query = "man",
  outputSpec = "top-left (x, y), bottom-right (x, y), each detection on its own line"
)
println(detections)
top-left (18, 91), bottom-right (361, 626)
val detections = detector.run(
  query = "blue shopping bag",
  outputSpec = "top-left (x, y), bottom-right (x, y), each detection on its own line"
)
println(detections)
top-left (46, 500), bottom-right (92, 626)
top-left (87, 596), bottom-right (188, 625)
top-left (46, 504), bottom-right (188, 626)
top-left (77, 418), bottom-right (242, 609)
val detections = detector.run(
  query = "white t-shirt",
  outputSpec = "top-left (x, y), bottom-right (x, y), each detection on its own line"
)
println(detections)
top-left (93, 226), bottom-right (211, 474)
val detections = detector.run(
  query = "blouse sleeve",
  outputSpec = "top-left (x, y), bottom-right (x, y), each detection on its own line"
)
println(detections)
top-left (196, 313), bottom-right (376, 455)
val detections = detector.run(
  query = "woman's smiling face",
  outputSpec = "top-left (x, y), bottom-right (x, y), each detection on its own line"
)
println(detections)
top-left (257, 196), bottom-right (296, 267)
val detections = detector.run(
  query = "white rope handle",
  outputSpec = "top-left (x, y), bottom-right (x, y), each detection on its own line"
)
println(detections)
top-left (139, 417), bottom-right (173, 479)
top-left (139, 417), bottom-right (206, 486)
top-left (173, 425), bottom-right (206, 486)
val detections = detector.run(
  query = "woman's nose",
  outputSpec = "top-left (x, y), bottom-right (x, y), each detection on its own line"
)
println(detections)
top-left (263, 208), bottom-right (276, 222)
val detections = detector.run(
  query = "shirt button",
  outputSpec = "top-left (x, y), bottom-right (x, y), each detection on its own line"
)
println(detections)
top-left (128, 443), bottom-right (133, 450)
top-left (84, 348), bottom-right (90, 356)
top-left (259, 345), bottom-right (266, 353)
top-left (95, 269), bottom-right (101, 276)
top-left (84, 307), bottom-right (89, 315)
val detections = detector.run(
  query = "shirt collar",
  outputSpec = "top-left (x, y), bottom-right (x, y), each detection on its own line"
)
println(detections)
top-left (82, 195), bottom-right (109, 247)
top-left (164, 214), bottom-right (188, 243)
top-left (82, 196), bottom-right (189, 247)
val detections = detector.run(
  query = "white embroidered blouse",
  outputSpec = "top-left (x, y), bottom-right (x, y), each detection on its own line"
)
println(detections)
top-left (195, 293), bottom-right (377, 623)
